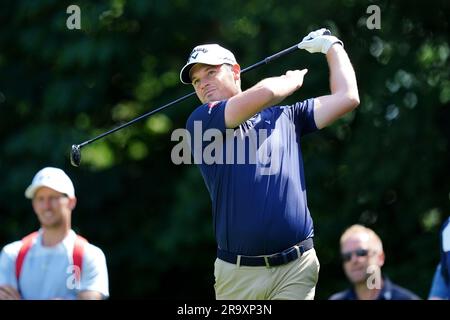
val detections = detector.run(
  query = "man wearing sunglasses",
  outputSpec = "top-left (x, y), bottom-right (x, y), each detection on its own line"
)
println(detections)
top-left (329, 224), bottom-right (420, 300)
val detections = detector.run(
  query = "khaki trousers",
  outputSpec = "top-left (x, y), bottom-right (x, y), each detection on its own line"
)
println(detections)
top-left (214, 248), bottom-right (320, 300)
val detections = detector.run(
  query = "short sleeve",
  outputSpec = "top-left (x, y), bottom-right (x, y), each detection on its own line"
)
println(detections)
top-left (292, 98), bottom-right (318, 136)
top-left (0, 242), bottom-right (21, 289)
top-left (79, 244), bottom-right (109, 299)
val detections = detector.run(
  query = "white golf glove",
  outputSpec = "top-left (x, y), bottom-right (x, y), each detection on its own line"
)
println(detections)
top-left (298, 28), bottom-right (343, 54)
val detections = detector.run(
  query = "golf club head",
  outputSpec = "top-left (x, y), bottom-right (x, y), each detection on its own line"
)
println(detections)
top-left (70, 144), bottom-right (81, 167)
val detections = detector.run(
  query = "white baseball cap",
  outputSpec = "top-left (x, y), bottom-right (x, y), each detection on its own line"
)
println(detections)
top-left (179, 44), bottom-right (237, 84)
top-left (25, 167), bottom-right (75, 199)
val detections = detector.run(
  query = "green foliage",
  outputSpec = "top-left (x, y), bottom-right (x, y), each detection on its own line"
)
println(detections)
top-left (1, 0), bottom-right (449, 299)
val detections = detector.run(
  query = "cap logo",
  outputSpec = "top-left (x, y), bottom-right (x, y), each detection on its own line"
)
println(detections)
top-left (188, 47), bottom-right (208, 62)
top-left (191, 47), bottom-right (208, 55)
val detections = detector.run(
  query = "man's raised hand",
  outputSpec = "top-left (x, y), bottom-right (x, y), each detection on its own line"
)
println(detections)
top-left (298, 28), bottom-right (343, 54)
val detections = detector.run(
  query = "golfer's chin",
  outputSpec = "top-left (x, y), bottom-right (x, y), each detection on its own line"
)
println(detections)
top-left (203, 95), bottom-right (217, 104)
top-left (203, 91), bottom-right (228, 104)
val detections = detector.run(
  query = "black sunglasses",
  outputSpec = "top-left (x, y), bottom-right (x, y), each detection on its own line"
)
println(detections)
top-left (341, 248), bottom-right (369, 262)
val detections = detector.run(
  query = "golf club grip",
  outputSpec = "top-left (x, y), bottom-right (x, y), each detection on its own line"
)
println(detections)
top-left (241, 44), bottom-right (300, 74)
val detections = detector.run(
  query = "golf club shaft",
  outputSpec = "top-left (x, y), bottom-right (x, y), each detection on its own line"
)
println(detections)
top-left (78, 91), bottom-right (197, 148)
top-left (240, 44), bottom-right (299, 73)
top-left (77, 43), bottom-right (300, 148)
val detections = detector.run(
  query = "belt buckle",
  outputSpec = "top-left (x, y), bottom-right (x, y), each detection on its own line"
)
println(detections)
top-left (281, 245), bottom-right (301, 265)
top-left (262, 243), bottom-right (305, 268)
top-left (296, 245), bottom-right (302, 257)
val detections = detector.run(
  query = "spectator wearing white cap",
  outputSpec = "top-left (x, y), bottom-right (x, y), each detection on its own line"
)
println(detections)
top-left (0, 167), bottom-right (109, 300)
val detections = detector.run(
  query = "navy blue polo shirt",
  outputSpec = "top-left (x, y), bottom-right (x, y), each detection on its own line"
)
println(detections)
top-left (328, 277), bottom-right (421, 300)
top-left (186, 98), bottom-right (317, 256)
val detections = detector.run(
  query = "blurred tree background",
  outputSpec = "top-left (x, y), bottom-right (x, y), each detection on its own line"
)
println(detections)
top-left (0, 0), bottom-right (449, 299)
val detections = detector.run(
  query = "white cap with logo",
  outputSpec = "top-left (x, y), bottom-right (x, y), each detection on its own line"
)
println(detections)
top-left (180, 44), bottom-right (237, 84)
top-left (25, 167), bottom-right (75, 199)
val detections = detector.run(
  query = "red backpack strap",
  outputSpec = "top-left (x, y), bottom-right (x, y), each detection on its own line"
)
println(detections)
top-left (73, 235), bottom-right (88, 282)
top-left (15, 232), bottom-right (39, 281)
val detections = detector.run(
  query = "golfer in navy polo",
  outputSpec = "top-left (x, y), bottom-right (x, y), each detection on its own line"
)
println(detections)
top-left (181, 28), bottom-right (359, 299)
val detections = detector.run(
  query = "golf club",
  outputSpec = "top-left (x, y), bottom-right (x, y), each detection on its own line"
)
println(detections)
top-left (70, 35), bottom-right (327, 167)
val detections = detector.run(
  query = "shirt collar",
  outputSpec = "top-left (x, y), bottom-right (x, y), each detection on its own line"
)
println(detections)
top-left (347, 275), bottom-right (391, 300)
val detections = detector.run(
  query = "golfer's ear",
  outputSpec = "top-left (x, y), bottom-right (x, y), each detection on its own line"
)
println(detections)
top-left (232, 64), bottom-right (241, 80)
